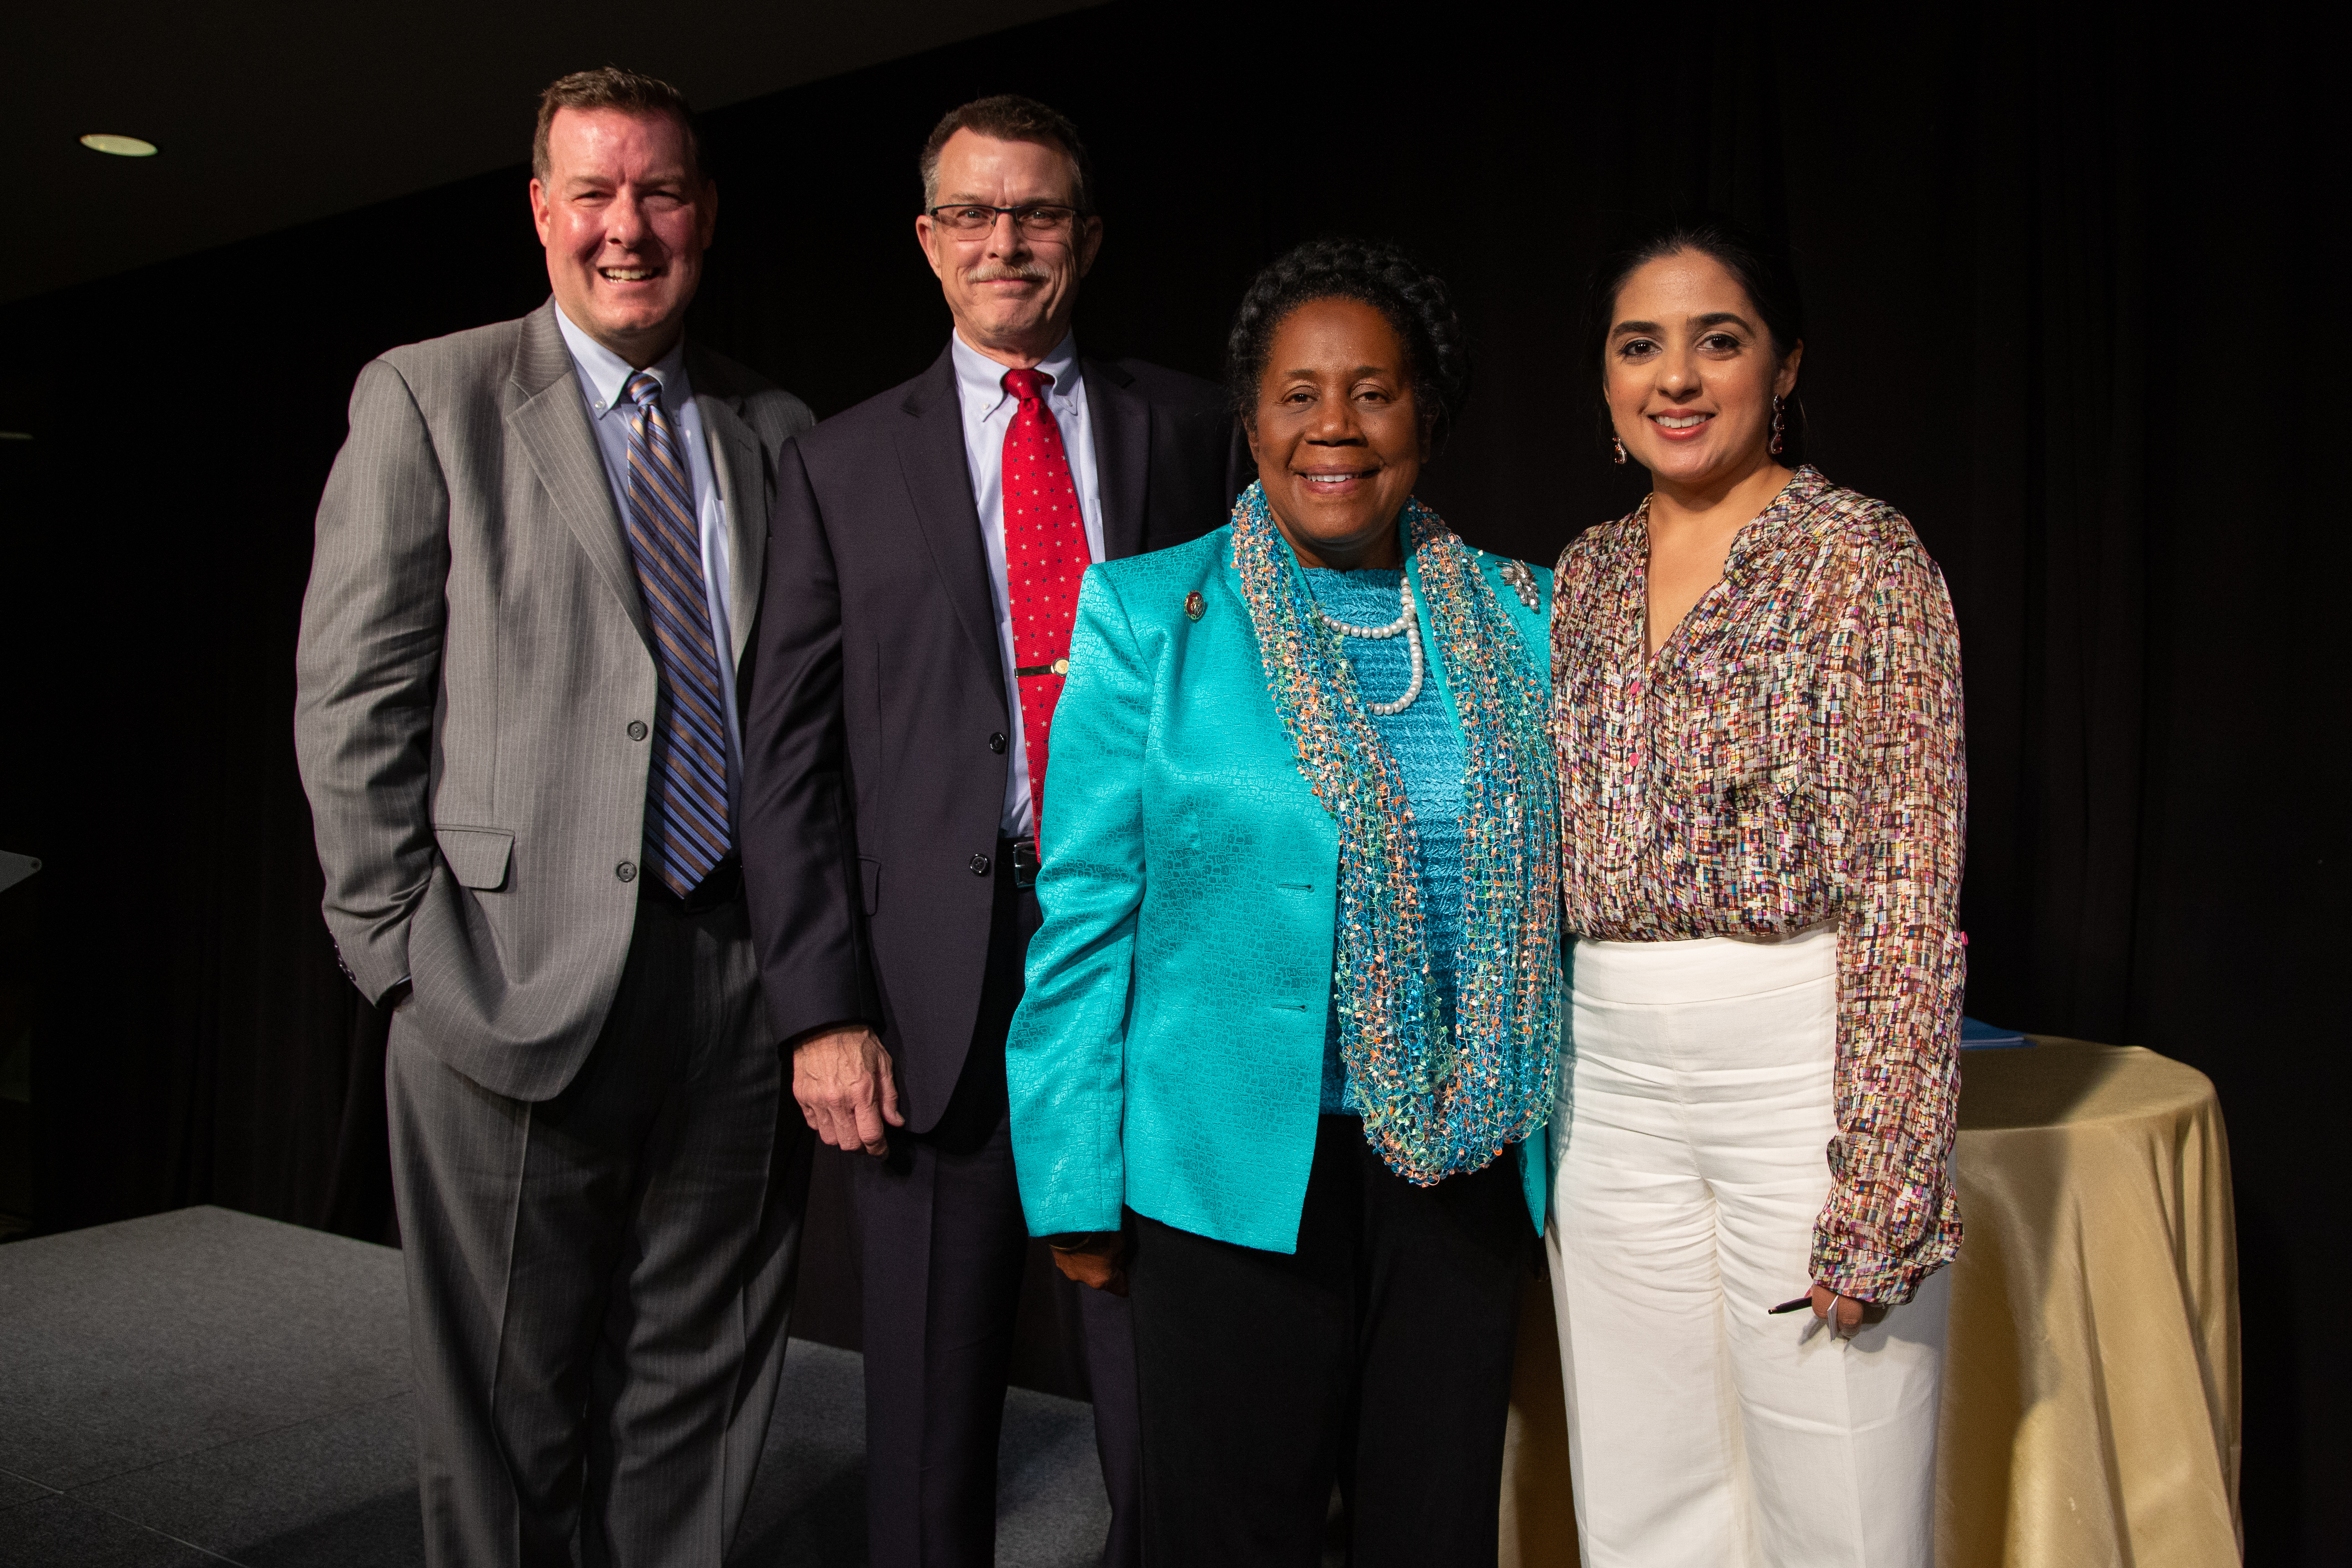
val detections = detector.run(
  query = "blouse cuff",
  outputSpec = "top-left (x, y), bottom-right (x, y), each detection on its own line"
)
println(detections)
top-left (1810, 1234), bottom-right (1952, 1306)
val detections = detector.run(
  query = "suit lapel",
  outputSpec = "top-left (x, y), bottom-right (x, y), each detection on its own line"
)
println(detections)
top-left (508, 304), bottom-right (653, 655)
top-left (895, 347), bottom-right (1004, 677)
top-left (694, 373), bottom-right (766, 670)
top-left (1085, 356), bottom-right (1149, 561)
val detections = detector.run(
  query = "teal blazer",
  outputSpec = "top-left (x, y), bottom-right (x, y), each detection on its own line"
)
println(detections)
top-left (1006, 518), bottom-right (1557, 1253)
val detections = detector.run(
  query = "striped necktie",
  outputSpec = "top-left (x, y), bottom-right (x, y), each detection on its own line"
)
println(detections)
top-left (620, 370), bottom-right (730, 898)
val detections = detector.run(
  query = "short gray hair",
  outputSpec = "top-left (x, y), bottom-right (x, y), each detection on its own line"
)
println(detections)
top-left (917, 94), bottom-right (1092, 211)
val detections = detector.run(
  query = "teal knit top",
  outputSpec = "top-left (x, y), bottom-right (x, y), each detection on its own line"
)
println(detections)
top-left (1303, 566), bottom-right (1466, 1116)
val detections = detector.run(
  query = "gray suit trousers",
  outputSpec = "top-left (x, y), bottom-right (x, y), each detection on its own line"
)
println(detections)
top-left (387, 894), bottom-right (811, 1568)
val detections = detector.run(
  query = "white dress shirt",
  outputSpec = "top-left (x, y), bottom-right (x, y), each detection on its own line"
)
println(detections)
top-left (555, 306), bottom-right (746, 821)
top-left (948, 330), bottom-right (1105, 837)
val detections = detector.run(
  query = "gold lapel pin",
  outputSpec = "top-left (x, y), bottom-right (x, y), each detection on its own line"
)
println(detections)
top-left (1184, 590), bottom-right (1204, 622)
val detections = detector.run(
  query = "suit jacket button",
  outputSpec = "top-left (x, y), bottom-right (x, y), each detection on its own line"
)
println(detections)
top-left (969, 854), bottom-right (991, 877)
top-left (988, 732), bottom-right (1007, 754)
top-left (616, 861), bottom-right (638, 883)
top-left (627, 721), bottom-right (649, 741)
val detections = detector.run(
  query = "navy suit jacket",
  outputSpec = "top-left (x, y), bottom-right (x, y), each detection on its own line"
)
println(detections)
top-left (739, 342), bottom-right (1250, 1132)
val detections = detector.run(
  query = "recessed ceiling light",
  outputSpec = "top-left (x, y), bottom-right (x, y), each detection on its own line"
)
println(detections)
top-left (81, 133), bottom-right (158, 157)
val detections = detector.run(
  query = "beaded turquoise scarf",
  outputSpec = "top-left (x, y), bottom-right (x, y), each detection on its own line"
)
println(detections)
top-left (1232, 481), bottom-right (1561, 1184)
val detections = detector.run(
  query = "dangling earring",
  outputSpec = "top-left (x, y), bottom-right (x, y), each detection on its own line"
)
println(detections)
top-left (1769, 394), bottom-right (1787, 456)
top-left (1612, 436), bottom-right (1627, 465)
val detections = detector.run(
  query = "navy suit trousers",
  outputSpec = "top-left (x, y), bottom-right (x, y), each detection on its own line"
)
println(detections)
top-left (852, 853), bottom-right (1141, 1568)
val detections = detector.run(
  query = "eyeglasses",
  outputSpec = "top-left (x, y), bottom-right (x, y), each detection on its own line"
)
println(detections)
top-left (925, 203), bottom-right (1086, 240)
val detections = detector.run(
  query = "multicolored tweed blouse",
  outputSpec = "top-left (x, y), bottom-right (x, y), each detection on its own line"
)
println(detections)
top-left (1551, 465), bottom-right (1965, 1303)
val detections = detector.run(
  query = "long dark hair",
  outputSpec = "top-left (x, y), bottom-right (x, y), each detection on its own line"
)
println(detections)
top-left (1583, 218), bottom-right (1808, 465)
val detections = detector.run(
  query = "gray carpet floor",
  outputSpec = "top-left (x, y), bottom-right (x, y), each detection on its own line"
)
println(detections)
top-left (0, 1207), bottom-right (1109, 1567)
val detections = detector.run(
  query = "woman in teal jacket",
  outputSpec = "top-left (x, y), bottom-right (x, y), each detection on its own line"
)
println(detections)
top-left (1006, 240), bottom-right (1563, 1567)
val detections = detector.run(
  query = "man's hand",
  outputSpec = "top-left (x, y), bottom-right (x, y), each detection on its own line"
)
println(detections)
top-left (1048, 1232), bottom-right (1127, 1296)
top-left (791, 1024), bottom-right (903, 1156)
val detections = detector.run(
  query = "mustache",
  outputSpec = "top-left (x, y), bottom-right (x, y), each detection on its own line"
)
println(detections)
top-left (966, 263), bottom-right (1049, 283)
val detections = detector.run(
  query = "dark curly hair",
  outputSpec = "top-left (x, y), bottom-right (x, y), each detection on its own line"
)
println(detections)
top-left (1225, 238), bottom-right (1471, 453)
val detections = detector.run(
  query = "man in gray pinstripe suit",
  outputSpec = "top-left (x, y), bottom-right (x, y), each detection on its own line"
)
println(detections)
top-left (294, 69), bottom-right (813, 1567)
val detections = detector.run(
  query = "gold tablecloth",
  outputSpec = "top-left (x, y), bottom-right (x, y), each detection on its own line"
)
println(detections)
top-left (1501, 1038), bottom-right (2241, 1566)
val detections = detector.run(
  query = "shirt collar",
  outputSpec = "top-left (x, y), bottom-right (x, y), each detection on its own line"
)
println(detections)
top-left (1720, 464), bottom-right (1823, 584)
top-left (554, 305), bottom-right (691, 423)
top-left (950, 329), bottom-right (1082, 420)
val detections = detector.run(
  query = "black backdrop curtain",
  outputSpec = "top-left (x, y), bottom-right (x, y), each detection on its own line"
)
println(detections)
top-left (0, 2), bottom-right (2338, 1556)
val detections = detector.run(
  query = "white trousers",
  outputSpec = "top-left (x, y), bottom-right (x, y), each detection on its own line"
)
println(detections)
top-left (1544, 926), bottom-right (1947, 1568)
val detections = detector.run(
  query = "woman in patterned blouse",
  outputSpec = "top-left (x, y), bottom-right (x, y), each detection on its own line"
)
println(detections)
top-left (1545, 220), bottom-right (1964, 1567)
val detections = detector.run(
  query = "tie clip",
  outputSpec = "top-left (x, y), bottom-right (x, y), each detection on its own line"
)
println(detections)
top-left (1014, 659), bottom-right (1070, 678)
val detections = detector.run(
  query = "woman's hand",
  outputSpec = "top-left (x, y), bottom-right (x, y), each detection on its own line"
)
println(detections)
top-left (1048, 1232), bottom-right (1128, 1296)
top-left (1809, 1283), bottom-right (1887, 1339)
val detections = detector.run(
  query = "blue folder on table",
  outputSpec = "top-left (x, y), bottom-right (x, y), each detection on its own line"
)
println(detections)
top-left (1959, 1016), bottom-right (2030, 1050)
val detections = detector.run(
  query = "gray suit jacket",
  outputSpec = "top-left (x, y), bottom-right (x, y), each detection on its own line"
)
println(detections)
top-left (295, 299), bottom-right (813, 1101)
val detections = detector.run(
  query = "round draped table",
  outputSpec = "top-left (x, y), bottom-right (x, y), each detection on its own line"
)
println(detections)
top-left (1499, 1038), bottom-right (2242, 1566)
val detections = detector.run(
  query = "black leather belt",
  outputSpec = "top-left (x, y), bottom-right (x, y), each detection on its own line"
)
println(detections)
top-left (1006, 835), bottom-right (1039, 889)
top-left (641, 853), bottom-right (743, 914)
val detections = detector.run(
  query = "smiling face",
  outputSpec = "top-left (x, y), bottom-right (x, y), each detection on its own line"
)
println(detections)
top-left (529, 107), bottom-right (715, 367)
top-left (1246, 297), bottom-right (1424, 571)
top-left (1604, 249), bottom-right (1802, 490)
top-left (914, 129), bottom-right (1102, 367)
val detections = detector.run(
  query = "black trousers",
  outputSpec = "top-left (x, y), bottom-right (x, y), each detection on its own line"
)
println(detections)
top-left (1127, 1116), bottom-right (1530, 1568)
top-left (852, 849), bottom-right (1142, 1568)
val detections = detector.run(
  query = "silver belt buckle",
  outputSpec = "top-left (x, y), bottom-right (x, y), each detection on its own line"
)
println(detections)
top-left (1009, 836), bottom-right (1040, 889)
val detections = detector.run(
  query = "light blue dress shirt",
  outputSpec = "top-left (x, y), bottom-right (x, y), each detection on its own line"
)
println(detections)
top-left (554, 307), bottom-right (746, 819)
top-left (948, 330), bottom-right (1105, 837)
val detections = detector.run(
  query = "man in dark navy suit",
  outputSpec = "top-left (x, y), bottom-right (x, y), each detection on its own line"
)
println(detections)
top-left (737, 96), bottom-right (1246, 1568)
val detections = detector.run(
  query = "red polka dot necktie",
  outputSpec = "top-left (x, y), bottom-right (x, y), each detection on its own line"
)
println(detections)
top-left (1000, 367), bottom-right (1089, 833)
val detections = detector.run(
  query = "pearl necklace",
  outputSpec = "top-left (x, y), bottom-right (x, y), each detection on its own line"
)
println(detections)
top-left (1320, 576), bottom-right (1425, 715)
